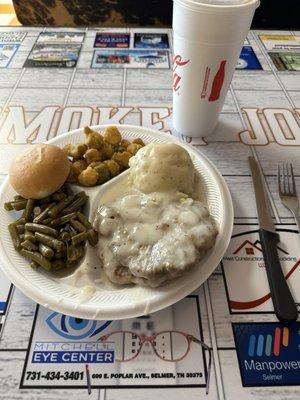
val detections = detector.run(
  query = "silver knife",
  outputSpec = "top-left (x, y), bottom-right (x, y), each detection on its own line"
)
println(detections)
top-left (249, 156), bottom-right (297, 322)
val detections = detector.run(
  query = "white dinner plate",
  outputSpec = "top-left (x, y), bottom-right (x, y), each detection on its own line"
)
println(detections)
top-left (0, 125), bottom-right (233, 320)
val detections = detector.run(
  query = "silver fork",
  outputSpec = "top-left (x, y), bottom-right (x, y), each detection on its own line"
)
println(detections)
top-left (278, 163), bottom-right (300, 231)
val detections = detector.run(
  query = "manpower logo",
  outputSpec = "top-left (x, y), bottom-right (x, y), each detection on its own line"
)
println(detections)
top-left (247, 327), bottom-right (289, 357)
top-left (233, 322), bottom-right (300, 386)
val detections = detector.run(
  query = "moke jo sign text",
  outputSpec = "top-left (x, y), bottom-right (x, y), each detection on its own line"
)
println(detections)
top-left (0, 106), bottom-right (300, 146)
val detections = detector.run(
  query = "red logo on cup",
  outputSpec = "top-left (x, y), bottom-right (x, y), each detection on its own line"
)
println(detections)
top-left (208, 60), bottom-right (226, 102)
top-left (173, 55), bottom-right (190, 93)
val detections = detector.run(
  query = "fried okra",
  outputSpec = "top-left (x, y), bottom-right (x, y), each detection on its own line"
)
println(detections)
top-left (112, 151), bottom-right (132, 169)
top-left (101, 142), bottom-right (114, 160)
top-left (103, 126), bottom-right (122, 145)
top-left (132, 138), bottom-right (145, 146)
top-left (85, 148), bottom-right (102, 164)
top-left (93, 163), bottom-right (110, 184)
top-left (67, 163), bottom-right (80, 183)
top-left (120, 139), bottom-right (130, 148)
top-left (84, 126), bottom-right (103, 150)
top-left (63, 143), bottom-right (87, 159)
top-left (64, 125), bottom-right (145, 186)
top-left (127, 143), bottom-right (143, 155)
top-left (103, 159), bottom-right (120, 177)
top-left (73, 159), bottom-right (88, 173)
top-left (78, 167), bottom-right (98, 186)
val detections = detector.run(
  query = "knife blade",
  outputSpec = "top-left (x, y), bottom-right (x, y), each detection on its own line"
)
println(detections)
top-left (248, 156), bottom-right (298, 323)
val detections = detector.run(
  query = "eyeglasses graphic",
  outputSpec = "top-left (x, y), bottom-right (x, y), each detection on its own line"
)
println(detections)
top-left (99, 330), bottom-right (212, 394)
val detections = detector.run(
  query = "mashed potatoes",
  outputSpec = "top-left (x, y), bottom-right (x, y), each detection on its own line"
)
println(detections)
top-left (129, 143), bottom-right (196, 195)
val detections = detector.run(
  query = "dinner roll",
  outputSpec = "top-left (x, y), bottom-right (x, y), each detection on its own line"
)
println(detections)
top-left (9, 144), bottom-right (70, 199)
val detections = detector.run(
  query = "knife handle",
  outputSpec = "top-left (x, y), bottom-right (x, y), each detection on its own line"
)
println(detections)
top-left (259, 229), bottom-right (298, 323)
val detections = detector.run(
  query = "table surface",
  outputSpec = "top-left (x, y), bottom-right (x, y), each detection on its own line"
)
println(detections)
top-left (0, 27), bottom-right (300, 400)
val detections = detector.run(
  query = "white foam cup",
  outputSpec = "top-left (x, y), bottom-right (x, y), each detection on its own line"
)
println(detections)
top-left (172, 0), bottom-right (260, 137)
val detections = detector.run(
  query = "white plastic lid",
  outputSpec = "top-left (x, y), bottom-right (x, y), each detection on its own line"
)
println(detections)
top-left (190, 0), bottom-right (251, 3)
top-left (180, 0), bottom-right (252, 4)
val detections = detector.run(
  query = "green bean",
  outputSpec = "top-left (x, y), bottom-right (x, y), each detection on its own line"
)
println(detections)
top-left (11, 200), bottom-right (28, 211)
top-left (71, 231), bottom-right (89, 246)
top-left (35, 232), bottom-right (64, 251)
top-left (21, 240), bottom-right (38, 251)
top-left (54, 249), bottom-right (66, 259)
top-left (42, 217), bottom-right (55, 225)
top-left (59, 231), bottom-right (71, 242)
top-left (52, 192), bottom-right (67, 201)
top-left (24, 230), bottom-right (36, 242)
top-left (14, 195), bottom-right (24, 201)
top-left (67, 245), bottom-right (85, 262)
top-left (8, 223), bottom-right (21, 250)
top-left (48, 194), bottom-right (75, 217)
top-left (87, 229), bottom-right (98, 246)
top-left (20, 249), bottom-right (51, 271)
top-left (30, 261), bottom-right (38, 269)
top-left (33, 203), bottom-right (55, 223)
top-left (63, 195), bottom-right (88, 214)
top-left (13, 217), bottom-right (25, 226)
top-left (4, 202), bottom-right (13, 211)
top-left (16, 224), bottom-right (25, 234)
top-left (70, 219), bottom-right (86, 233)
top-left (19, 234), bottom-right (25, 241)
top-left (50, 212), bottom-right (77, 227)
top-left (33, 206), bottom-right (42, 217)
top-left (22, 199), bottom-right (35, 222)
top-left (77, 211), bottom-right (92, 229)
top-left (52, 259), bottom-right (65, 270)
top-left (25, 223), bottom-right (58, 237)
top-left (39, 243), bottom-right (54, 259)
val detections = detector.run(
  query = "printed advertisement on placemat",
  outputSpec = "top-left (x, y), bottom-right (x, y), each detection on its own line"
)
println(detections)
top-left (94, 33), bottom-right (130, 48)
top-left (222, 225), bottom-right (300, 314)
top-left (0, 44), bottom-right (19, 68)
top-left (269, 53), bottom-right (300, 71)
top-left (236, 46), bottom-right (262, 70)
top-left (0, 31), bottom-right (26, 42)
top-left (24, 32), bottom-right (85, 68)
top-left (233, 322), bottom-right (300, 386)
top-left (134, 33), bottom-right (169, 49)
top-left (0, 270), bottom-right (13, 315)
top-left (259, 34), bottom-right (300, 52)
top-left (92, 49), bottom-right (170, 69)
top-left (21, 296), bottom-right (209, 389)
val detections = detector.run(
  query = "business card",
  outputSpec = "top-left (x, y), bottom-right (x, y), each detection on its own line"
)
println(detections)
top-left (0, 31), bottom-right (26, 43)
top-left (24, 32), bottom-right (84, 68)
top-left (222, 225), bottom-right (300, 314)
top-left (233, 322), bottom-right (300, 386)
top-left (134, 33), bottom-right (169, 49)
top-left (269, 52), bottom-right (300, 71)
top-left (94, 33), bottom-right (130, 48)
top-left (0, 269), bottom-right (12, 315)
top-left (91, 49), bottom-right (169, 69)
top-left (0, 43), bottom-right (20, 68)
top-left (236, 46), bottom-right (262, 70)
top-left (21, 296), bottom-right (207, 389)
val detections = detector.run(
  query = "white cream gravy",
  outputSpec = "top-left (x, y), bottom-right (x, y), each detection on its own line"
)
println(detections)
top-left (95, 178), bottom-right (217, 287)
